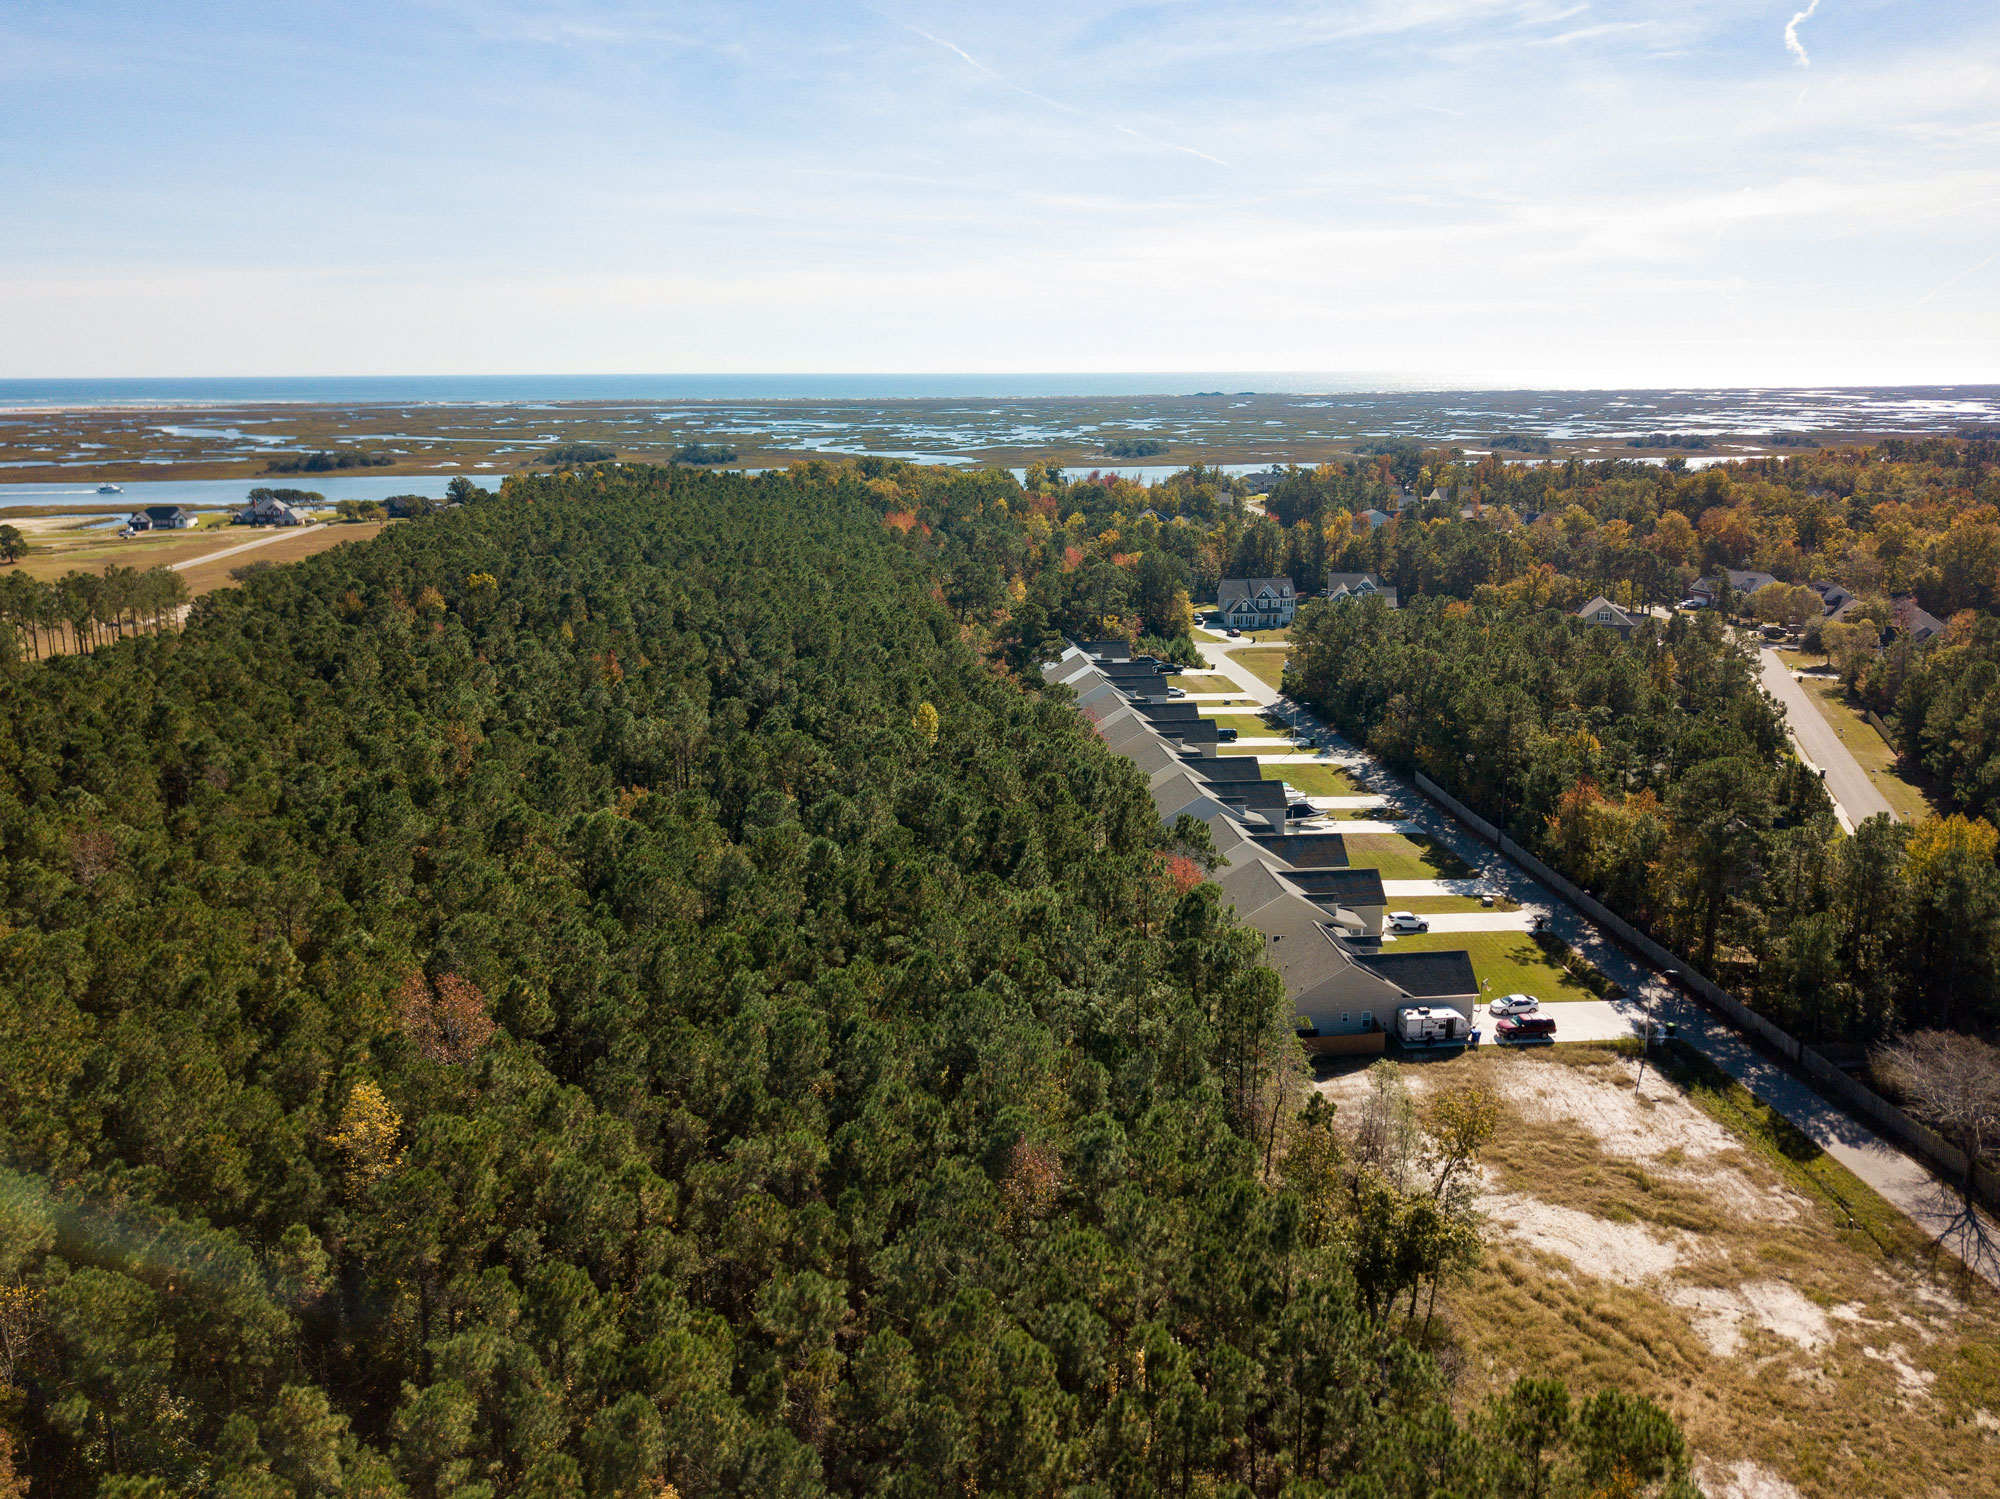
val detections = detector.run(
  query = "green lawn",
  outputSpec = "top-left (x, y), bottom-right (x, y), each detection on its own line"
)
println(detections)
top-left (1794, 678), bottom-right (1937, 824)
top-left (1207, 712), bottom-right (1290, 737)
top-left (1384, 930), bottom-right (1600, 1003)
top-left (1396, 894), bottom-right (1520, 914)
top-left (1231, 648), bottom-right (1289, 690)
top-left (1343, 832), bottom-right (1476, 881)
top-left (1173, 674), bottom-right (1237, 690)
top-left (1265, 762), bottom-right (1364, 797)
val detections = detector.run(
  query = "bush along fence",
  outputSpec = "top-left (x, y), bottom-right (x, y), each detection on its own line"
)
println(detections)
top-left (1413, 770), bottom-right (2000, 1214)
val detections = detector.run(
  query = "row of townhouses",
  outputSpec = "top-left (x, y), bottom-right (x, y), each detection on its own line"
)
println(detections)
top-left (1042, 642), bottom-right (1477, 1056)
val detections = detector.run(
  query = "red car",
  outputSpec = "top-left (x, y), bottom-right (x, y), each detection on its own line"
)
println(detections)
top-left (1496, 1014), bottom-right (1557, 1042)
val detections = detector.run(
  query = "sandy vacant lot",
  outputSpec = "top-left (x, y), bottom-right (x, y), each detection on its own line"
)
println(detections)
top-left (1317, 1045), bottom-right (2000, 1497)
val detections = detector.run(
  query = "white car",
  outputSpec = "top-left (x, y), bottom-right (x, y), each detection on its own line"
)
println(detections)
top-left (1489, 993), bottom-right (1540, 1016)
top-left (1386, 911), bottom-right (1429, 933)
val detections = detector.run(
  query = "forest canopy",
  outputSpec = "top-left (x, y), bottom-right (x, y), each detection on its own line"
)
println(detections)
top-left (0, 464), bottom-right (1698, 1499)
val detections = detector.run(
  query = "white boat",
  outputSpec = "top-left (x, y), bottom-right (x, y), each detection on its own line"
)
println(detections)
top-left (96, 483), bottom-right (123, 494)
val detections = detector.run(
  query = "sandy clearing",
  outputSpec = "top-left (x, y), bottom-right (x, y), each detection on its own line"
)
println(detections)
top-left (1862, 1343), bottom-right (1939, 1402)
top-left (1665, 1281), bottom-right (1835, 1357)
top-left (1493, 1055), bottom-right (1801, 1221)
top-left (1695, 1459), bottom-right (1805, 1499)
top-left (1480, 1185), bottom-right (1690, 1282)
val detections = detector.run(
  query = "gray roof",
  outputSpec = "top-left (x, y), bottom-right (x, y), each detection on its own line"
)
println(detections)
top-left (1190, 756), bottom-right (1264, 783)
top-left (1355, 950), bottom-right (1479, 1001)
top-left (1250, 832), bottom-right (1349, 868)
top-left (1280, 868), bottom-right (1386, 906)
top-left (1217, 577), bottom-right (1296, 609)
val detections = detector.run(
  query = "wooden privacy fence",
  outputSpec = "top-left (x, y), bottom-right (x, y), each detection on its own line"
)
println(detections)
top-left (1413, 770), bottom-right (2000, 1211)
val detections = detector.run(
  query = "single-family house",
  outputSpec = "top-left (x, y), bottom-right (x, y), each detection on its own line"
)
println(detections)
top-left (1692, 569), bottom-right (1778, 603)
top-left (1357, 508), bottom-right (1392, 530)
top-left (1891, 594), bottom-right (1946, 644)
top-left (1324, 572), bottom-right (1398, 608)
top-left (1081, 638), bottom-right (1131, 661)
top-left (1217, 576), bottom-right (1297, 630)
top-left (1575, 595), bottom-right (1640, 639)
top-left (1809, 580), bottom-right (1855, 615)
top-left (237, 493), bottom-right (313, 527)
top-left (126, 506), bottom-right (195, 532)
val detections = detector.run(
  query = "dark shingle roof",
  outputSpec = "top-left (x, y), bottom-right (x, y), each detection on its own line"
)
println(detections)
top-left (1355, 950), bottom-right (1479, 999)
top-left (1280, 868), bottom-right (1385, 905)
top-left (1190, 756), bottom-right (1264, 782)
top-left (1250, 832), bottom-right (1348, 868)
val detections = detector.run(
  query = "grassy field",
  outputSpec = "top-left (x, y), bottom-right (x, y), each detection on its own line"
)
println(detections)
top-left (1266, 762), bottom-right (1365, 797)
top-left (11, 515), bottom-right (246, 581)
top-left (1343, 831), bottom-right (1476, 881)
top-left (1376, 1042), bottom-right (2000, 1498)
top-left (1793, 677), bottom-right (1937, 823)
top-left (176, 525), bottom-right (385, 596)
top-left (1172, 673), bottom-right (1238, 690)
top-left (1230, 647), bottom-right (1289, 690)
top-left (1384, 929), bottom-right (1601, 1002)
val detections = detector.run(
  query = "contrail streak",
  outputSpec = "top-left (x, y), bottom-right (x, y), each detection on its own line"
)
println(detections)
top-left (1785, 0), bottom-right (1821, 67)
top-left (1915, 248), bottom-right (2000, 306)
top-left (879, 11), bottom-right (1228, 168)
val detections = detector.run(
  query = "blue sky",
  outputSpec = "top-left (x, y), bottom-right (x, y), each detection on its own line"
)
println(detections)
top-left (3, 0), bottom-right (1997, 383)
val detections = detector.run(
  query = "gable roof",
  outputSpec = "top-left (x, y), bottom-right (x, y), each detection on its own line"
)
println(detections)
top-left (1891, 594), bottom-right (1946, 641)
top-left (1279, 867), bottom-right (1386, 906)
top-left (1575, 595), bottom-right (1638, 628)
top-left (1250, 832), bottom-right (1349, 868)
top-left (1353, 949), bottom-right (1480, 1000)
top-left (1217, 577), bottom-right (1296, 608)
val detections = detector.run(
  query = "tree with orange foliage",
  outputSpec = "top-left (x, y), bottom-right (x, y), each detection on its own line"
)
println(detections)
top-left (397, 971), bottom-right (497, 1066)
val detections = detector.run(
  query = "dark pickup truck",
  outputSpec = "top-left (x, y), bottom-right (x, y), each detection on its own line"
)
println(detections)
top-left (1496, 1014), bottom-right (1558, 1043)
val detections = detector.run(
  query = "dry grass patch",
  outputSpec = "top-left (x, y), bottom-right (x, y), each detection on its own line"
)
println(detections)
top-left (1349, 1045), bottom-right (2000, 1497)
top-left (175, 524), bottom-right (386, 597)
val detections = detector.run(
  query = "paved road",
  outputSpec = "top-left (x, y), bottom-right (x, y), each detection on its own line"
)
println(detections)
top-left (1757, 648), bottom-right (1894, 829)
top-left (1193, 633), bottom-right (2000, 1285)
top-left (169, 523), bottom-right (327, 573)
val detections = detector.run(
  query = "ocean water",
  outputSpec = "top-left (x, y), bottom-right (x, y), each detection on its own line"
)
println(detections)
top-left (0, 373), bottom-right (1421, 408)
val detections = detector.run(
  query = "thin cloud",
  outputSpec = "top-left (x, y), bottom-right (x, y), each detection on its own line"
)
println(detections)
top-left (1785, 0), bottom-right (1822, 67)
top-left (876, 9), bottom-right (1229, 168)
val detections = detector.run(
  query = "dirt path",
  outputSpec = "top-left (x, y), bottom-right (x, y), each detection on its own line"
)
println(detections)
top-left (1758, 646), bottom-right (1892, 830)
top-left (1193, 632), bottom-right (2000, 1287)
top-left (168, 522), bottom-right (326, 573)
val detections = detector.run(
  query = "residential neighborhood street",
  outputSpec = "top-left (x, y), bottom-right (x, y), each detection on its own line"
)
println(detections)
top-left (1191, 630), bottom-right (2000, 1286)
top-left (1757, 646), bottom-right (1894, 830)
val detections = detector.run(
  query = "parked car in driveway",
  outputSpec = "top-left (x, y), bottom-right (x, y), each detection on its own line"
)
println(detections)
top-left (1164, 686), bottom-right (1186, 698)
top-left (1676, 597), bottom-right (1708, 610)
top-left (1215, 727), bottom-right (1238, 742)
top-left (1386, 911), bottom-right (1429, 933)
top-left (1488, 993), bottom-right (1539, 1016)
top-left (1496, 1014), bottom-right (1557, 1042)
top-left (1226, 627), bottom-right (1243, 638)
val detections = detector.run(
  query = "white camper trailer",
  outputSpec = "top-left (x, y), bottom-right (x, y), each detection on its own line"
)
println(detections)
top-left (1397, 1006), bottom-right (1469, 1047)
